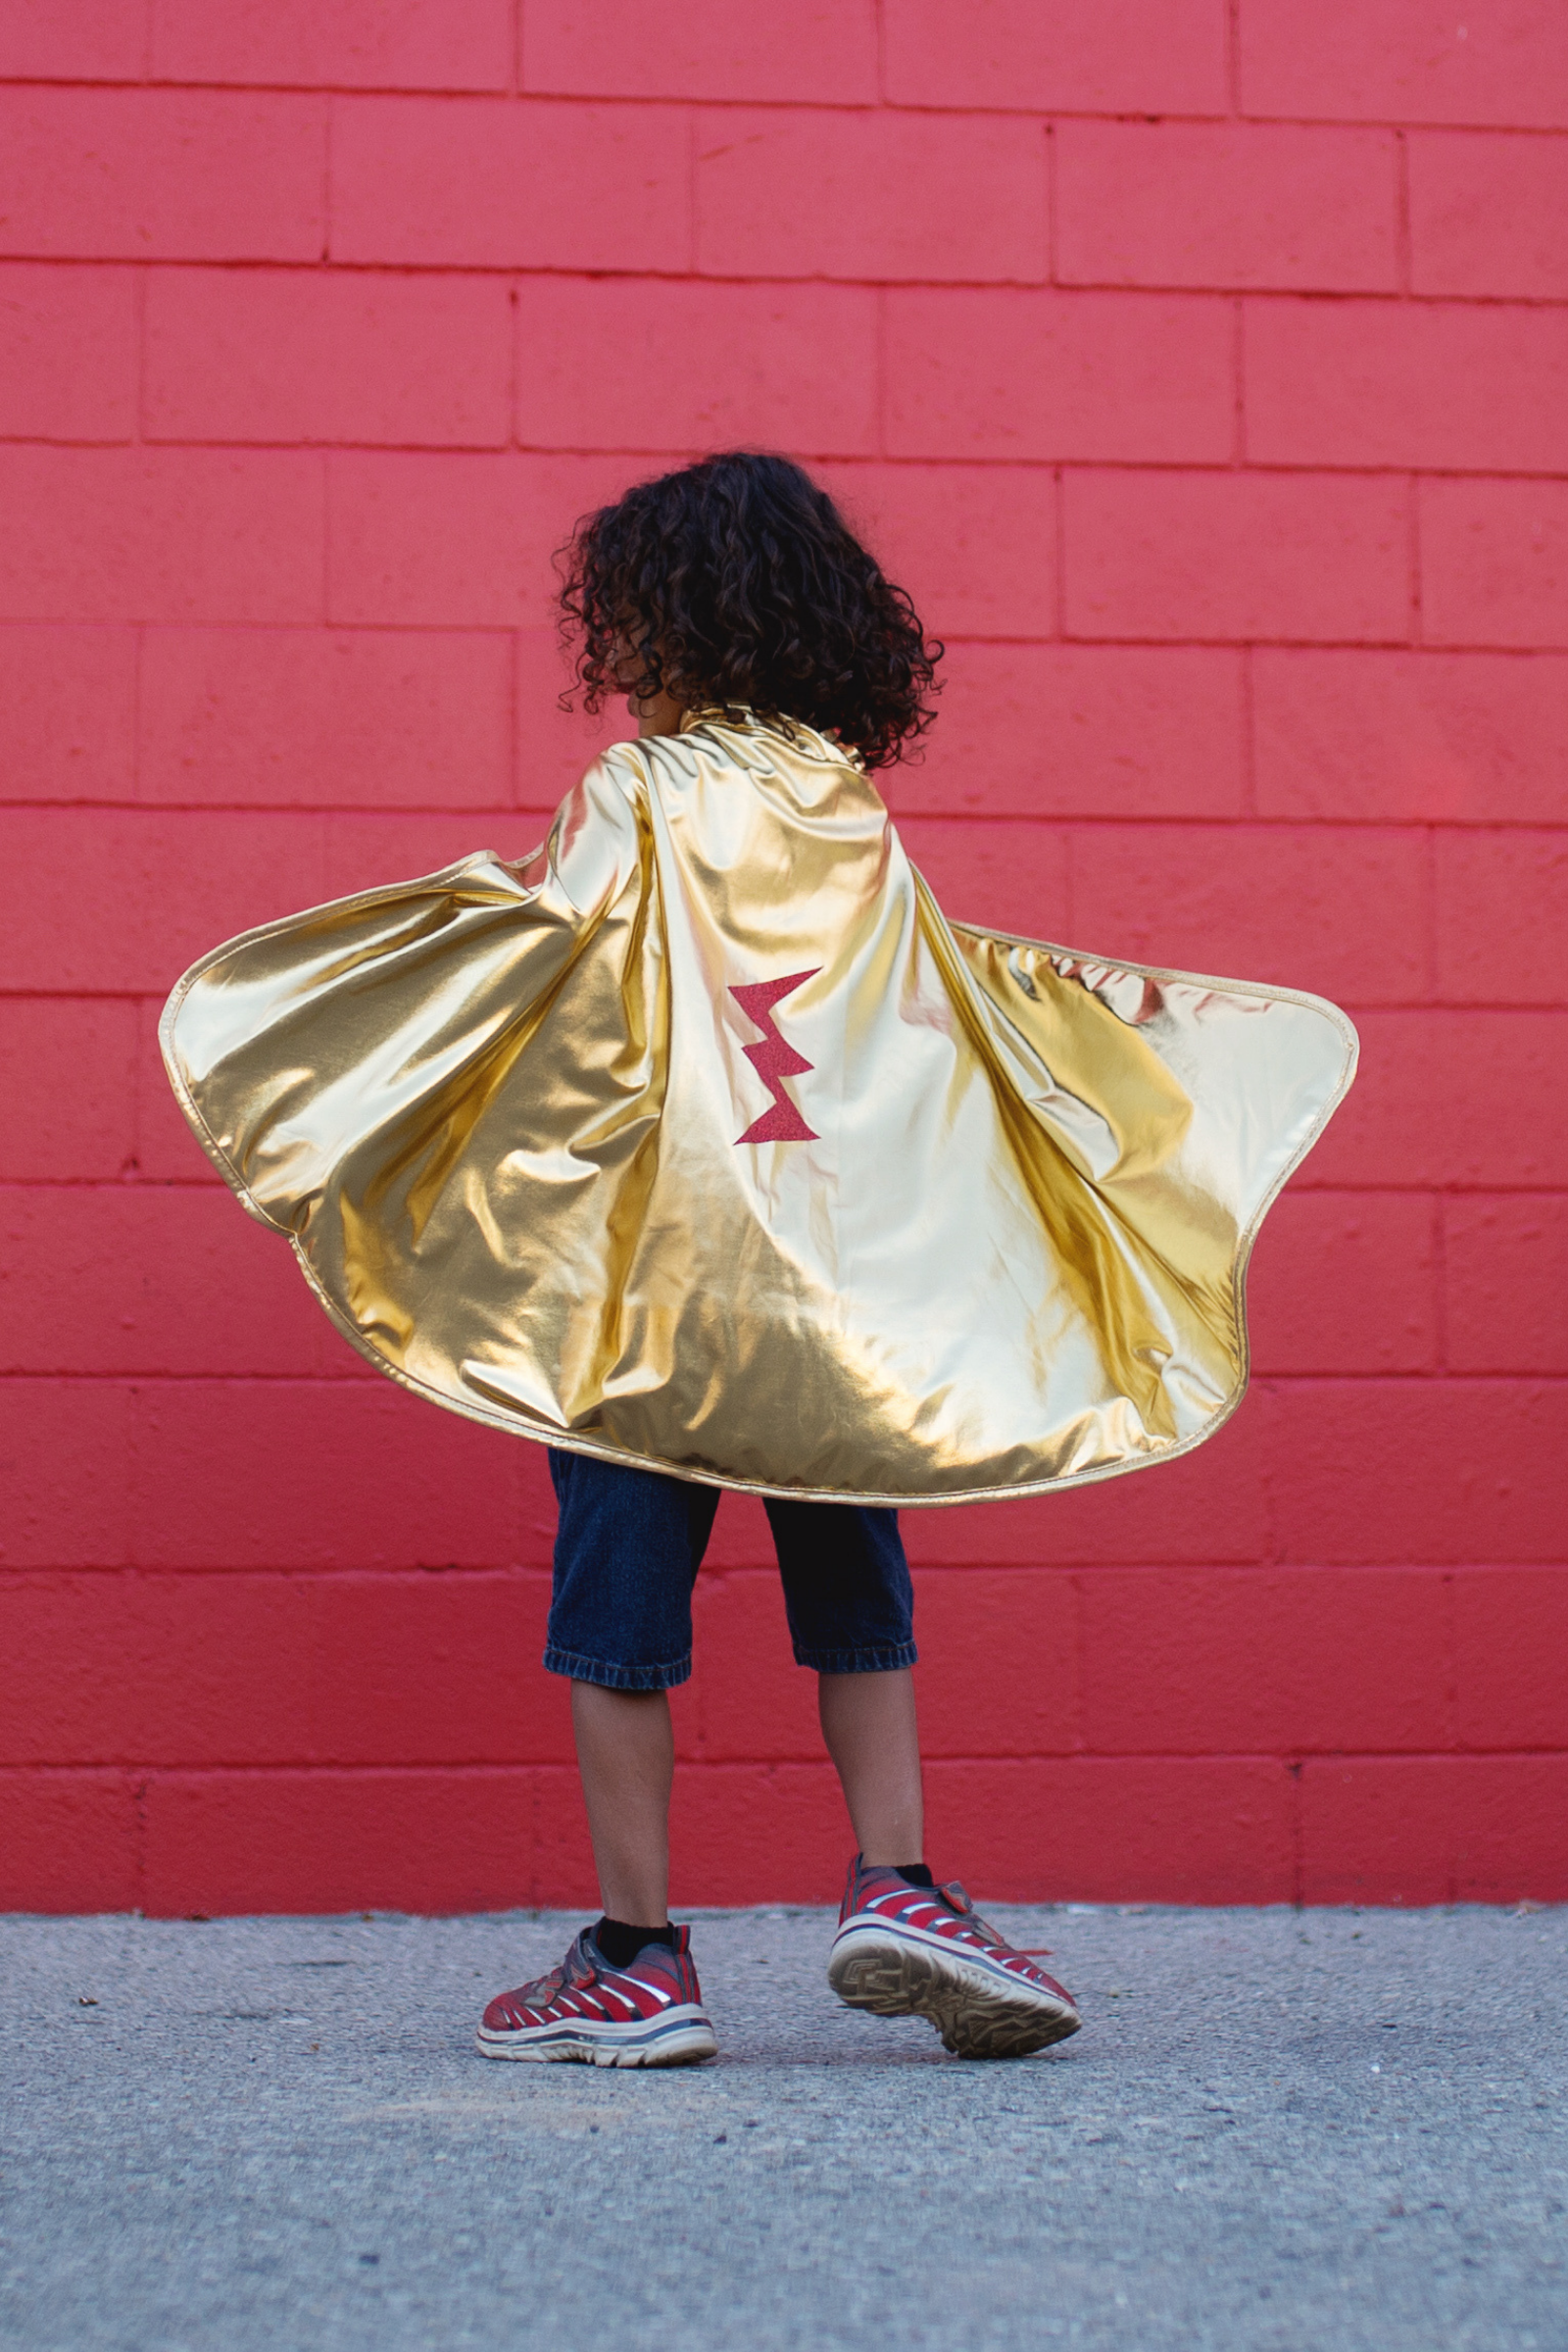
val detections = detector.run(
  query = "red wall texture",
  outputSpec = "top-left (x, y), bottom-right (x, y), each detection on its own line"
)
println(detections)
top-left (2, 0), bottom-right (1566, 1917)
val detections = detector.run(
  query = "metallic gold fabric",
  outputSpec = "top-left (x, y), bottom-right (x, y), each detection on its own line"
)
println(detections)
top-left (161, 713), bottom-right (1357, 1504)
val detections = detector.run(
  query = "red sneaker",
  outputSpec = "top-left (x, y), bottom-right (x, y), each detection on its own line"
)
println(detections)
top-left (476, 1925), bottom-right (717, 2068)
top-left (827, 1855), bottom-right (1082, 2058)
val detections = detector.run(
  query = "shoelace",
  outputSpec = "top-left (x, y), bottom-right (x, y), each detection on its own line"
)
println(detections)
top-left (858, 1873), bottom-right (1063, 1978)
top-left (941, 1884), bottom-right (1055, 1959)
top-left (870, 1887), bottom-right (1054, 1977)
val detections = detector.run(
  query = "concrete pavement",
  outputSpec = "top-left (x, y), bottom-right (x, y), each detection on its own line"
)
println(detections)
top-left (2, 1903), bottom-right (1564, 2349)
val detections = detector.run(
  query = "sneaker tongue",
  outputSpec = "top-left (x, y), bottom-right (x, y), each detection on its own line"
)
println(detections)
top-left (940, 1880), bottom-right (972, 1913)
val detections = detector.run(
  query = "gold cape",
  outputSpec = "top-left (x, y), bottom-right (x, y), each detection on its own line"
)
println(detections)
top-left (161, 712), bottom-right (1357, 1505)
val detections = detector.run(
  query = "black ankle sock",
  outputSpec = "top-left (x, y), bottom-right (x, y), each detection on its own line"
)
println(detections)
top-left (896, 1862), bottom-right (935, 1887)
top-left (593, 1916), bottom-right (678, 1970)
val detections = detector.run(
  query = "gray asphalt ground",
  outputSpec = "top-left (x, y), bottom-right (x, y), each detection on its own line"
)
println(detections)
top-left (1, 1905), bottom-right (1564, 2352)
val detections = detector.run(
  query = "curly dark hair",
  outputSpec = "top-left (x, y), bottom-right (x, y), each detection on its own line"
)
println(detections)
top-left (557, 452), bottom-right (942, 770)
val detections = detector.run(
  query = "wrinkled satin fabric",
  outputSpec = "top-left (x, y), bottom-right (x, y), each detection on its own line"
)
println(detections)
top-left (161, 713), bottom-right (1357, 1504)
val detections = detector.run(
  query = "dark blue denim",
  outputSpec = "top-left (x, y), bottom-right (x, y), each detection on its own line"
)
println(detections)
top-left (543, 1447), bottom-right (916, 1691)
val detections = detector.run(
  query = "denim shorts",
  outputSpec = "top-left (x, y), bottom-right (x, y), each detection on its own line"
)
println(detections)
top-left (543, 1448), bottom-right (916, 1691)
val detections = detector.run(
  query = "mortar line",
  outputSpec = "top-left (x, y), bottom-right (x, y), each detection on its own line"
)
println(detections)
top-left (1045, 120), bottom-right (1058, 285)
top-left (320, 93), bottom-right (334, 266)
top-left (1432, 1181), bottom-right (1450, 1376)
top-left (508, 275), bottom-right (520, 450)
top-left (686, 108), bottom-right (699, 275)
top-left (1239, 643), bottom-right (1257, 816)
top-left (131, 262), bottom-right (149, 445)
top-left (1052, 465), bottom-right (1066, 637)
top-left (129, 622), bottom-right (145, 808)
top-left (1226, 0), bottom-right (1243, 115)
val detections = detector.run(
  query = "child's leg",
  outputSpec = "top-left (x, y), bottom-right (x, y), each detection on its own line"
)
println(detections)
top-left (571, 1684), bottom-right (674, 1924)
top-left (768, 1502), bottom-right (1081, 2059)
top-left (542, 1448), bottom-right (721, 1924)
top-left (764, 1495), bottom-right (922, 1858)
top-left (817, 1667), bottom-right (923, 1865)
top-left (475, 1452), bottom-right (722, 2068)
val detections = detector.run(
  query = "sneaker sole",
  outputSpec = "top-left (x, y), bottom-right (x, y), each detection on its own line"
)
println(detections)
top-left (475, 2006), bottom-right (717, 2068)
top-left (828, 1924), bottom-right (1080, 2060)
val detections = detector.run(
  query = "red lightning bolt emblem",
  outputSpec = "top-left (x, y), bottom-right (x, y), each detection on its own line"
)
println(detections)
top-left (730, 968), bottom-right (821, 1145)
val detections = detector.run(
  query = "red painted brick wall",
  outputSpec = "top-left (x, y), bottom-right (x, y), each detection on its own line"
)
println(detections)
top-left (2, 0), bottom-right (1564, 1915)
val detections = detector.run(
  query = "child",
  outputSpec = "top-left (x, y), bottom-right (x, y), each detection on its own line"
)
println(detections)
top-left (163, 453), bottom-right (1354, 2067)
